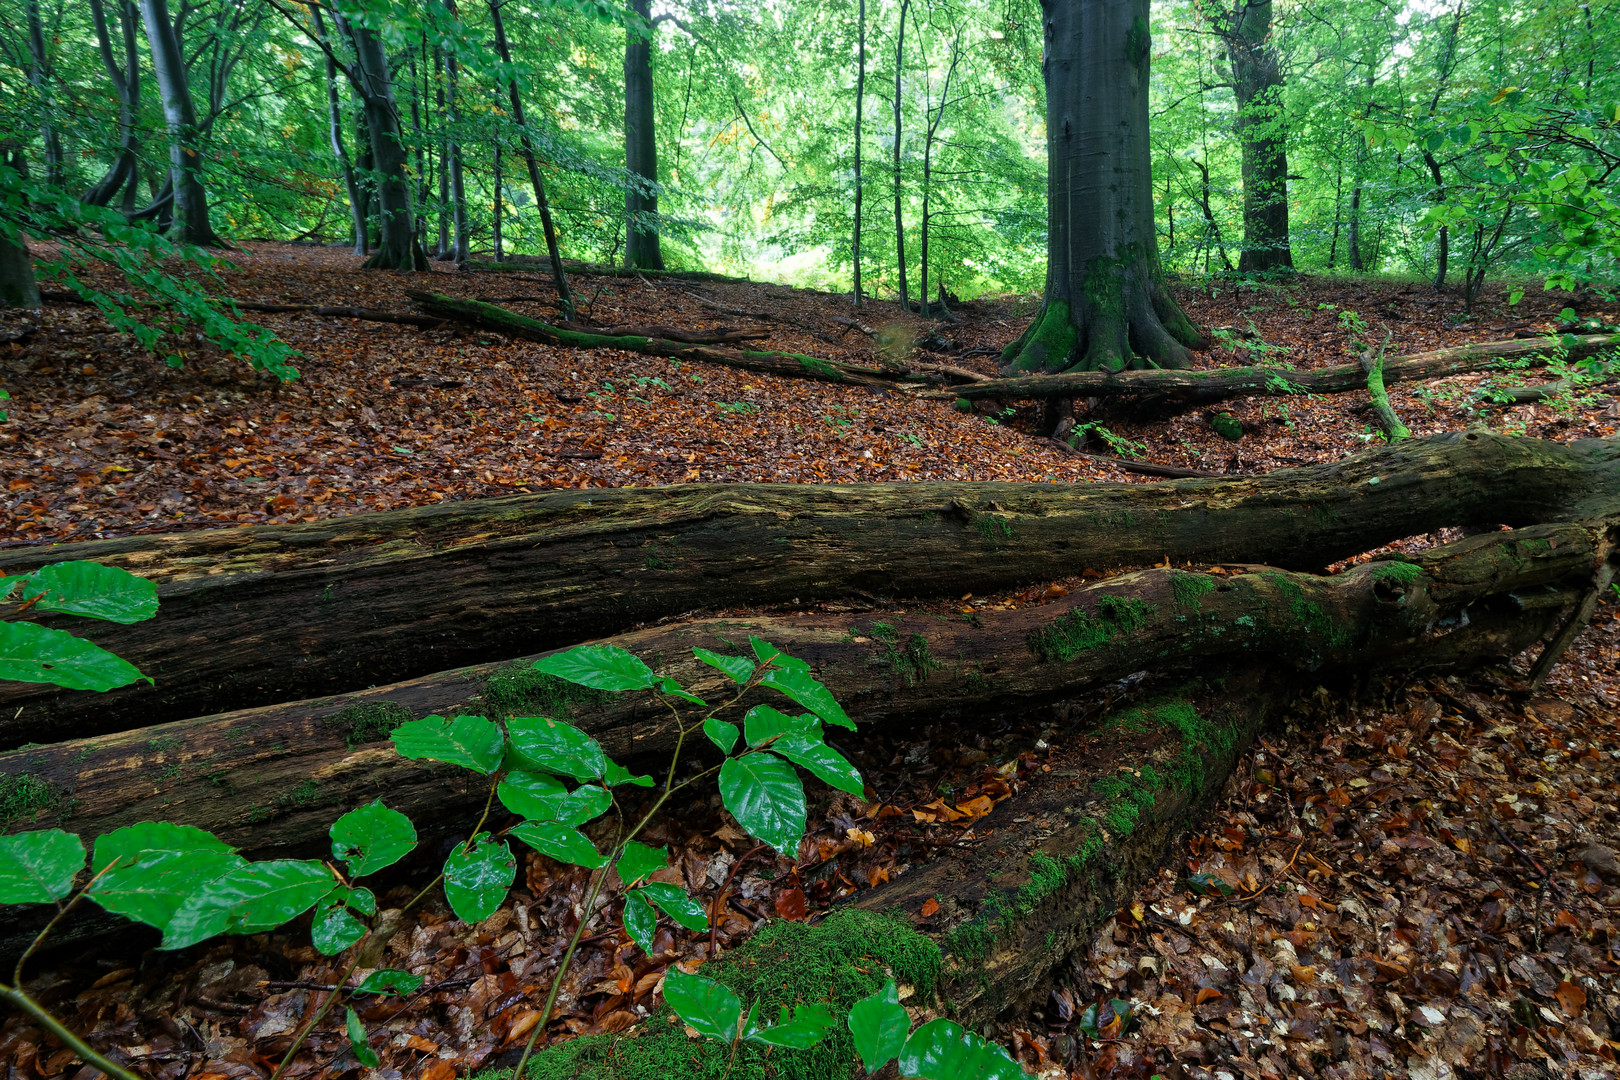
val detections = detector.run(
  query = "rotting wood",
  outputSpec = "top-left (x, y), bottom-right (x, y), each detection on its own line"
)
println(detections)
top-left (921, 333), bottom-right (1619, 407)
top-left (1, 432), bottom-right (1615, 746)
top-left (406, 290), bottom-right (917, 388)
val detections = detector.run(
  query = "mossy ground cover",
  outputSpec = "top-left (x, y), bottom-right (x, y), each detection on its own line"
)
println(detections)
top-left (508, 910), bottom-right (941, 1080)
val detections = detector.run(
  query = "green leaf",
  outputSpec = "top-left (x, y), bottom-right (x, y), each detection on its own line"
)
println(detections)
top-left (329, 801), bottom-right (417, 878)
top-left (639, 881), bottom-right (709, 931)
top-left (623, 888), bottom-right (657, 952)
top-left (603, 759), bottom-right (655, 787)
top-left (507, 716), bottom-right (606, 781)
top-left (312, 902), bottom-right (368, 955)
top-left (703, 717), bottom-right (740, 755)
top-left (443, 837), bottom-right (516, 923)
top-left (498, 769), bottom-right (569, 820)
top-left (616, 841), bottom-right (668, 886)
top-left (511, 821), bottom-right (607, 869)
top-left (848, 979), bottom-right (910, 1072)
top-left (531, 644), bottom-right (656, 691)
top-left (162, 859), bottom-right (336, 949)
top-left (748, 636), bottom-right (791, 666)
top-left (746, 1003), bottom-right (836, 1049)
top-left (20, 562), bottom-right (159, 624)
top-left (772, 733), bottom-right (865, 796)
top-left (693, 648), bottom-right (754, 684)
top-left (0, 829), bottom-right (85, 904)
top-left (90, 822), bottom-right (233, 874)
top-left (897, 1017), bottom-right (1029, 1079)
top-left (743, 704), bottom-right (819, 747)
top-left (1186, 872), bottom-right (1234, 897)
top-left (759, 666), bottom-right (854, 730)
top-left (658, 678), bottom-right (707, 706)
top-left (389, 714), bottom-right (505, 774)
top-left (555, 784), bottom-right (612, 826)
top-left (719, 753), bottom-right (806, 855)
top-left (346, 1006), bottom-right (380, 1068)
top-left (354, 969), bottom-right (424, 995)
top-left (90, 849), bottom-right (247, 929)
top-left (0, 621), bottom-right (150, 691)
top-left (663, 967), bottom-right (742, 1042)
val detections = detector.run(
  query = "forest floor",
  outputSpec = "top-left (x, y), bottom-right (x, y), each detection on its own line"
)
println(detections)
top-left (1, 245), bottom-right (1618, 1080)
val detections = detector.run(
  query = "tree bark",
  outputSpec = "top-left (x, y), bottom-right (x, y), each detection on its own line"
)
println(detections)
top-left (488, 0), bottom-right (575, 317)
top-left (0, 143), bottom-right (40, 309)
top-left (138, 0), bottom-right (226, 247)
top-left (623, 0), bottom-right (664, 270)
top-left (892, 0), bottom-right (911, 311)
top-left (334, 12), bottom-right (426, 271)
top-left (929, 333), bottom-right (1619, 405)
top-left (852, 0), bottom-right (866, 306)
top-left (1003, 0), bottom-right (1204, 374)
top-left (83, 0), bottom-right (141, 209)
top-left (0, 432), bottom-right (1614, 746)
top-left (308, 5), bottom-right (366, 255)
top-left (24, 0), bottom-right (63, 190)
top-left (2, 519), bottom-right (1598, 961)
top-left (444, 1), bottom-right (469, 263)
top-left (1218, 0), bottom-right (1293, 273)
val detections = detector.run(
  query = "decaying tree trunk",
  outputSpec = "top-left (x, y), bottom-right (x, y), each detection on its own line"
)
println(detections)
top-left (929, 333), bottom-right (1620, 406)
top-left (1, 433), bottom-right (1615, 748)
top-left (1, 517), bottom-right (1603, 964)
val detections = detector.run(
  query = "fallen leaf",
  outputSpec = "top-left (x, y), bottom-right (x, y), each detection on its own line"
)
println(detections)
top-left (920, 898), bottom-right (941, 918)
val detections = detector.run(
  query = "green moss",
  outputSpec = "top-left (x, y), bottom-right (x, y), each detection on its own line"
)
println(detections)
top-left (975, 515), bottom-right (1015, 544)
top-left (1027, 595), bottom-right (1154, 662)
top-left (1259, 572), bottom-right (1350, 649)
top-left (514, 910), bottom-right (940, 1080)
top-left (278, 778), bottom-right (319, 808)
top-left (1210, 412), bottom-right (1244, 441)
top-left (323, 701), bottom-right (414, 749)
top-left (1125, 14), bottom-right (1151, 65)
top-left (1005, 300), bottom-right (1077, 372)
top-left (147, 735), bottom-right (183, 753)
top-left (869, 622), bottom-right (940, 686)
top-left (0, 772), bottom-right (69, 829)
top-left (1372, 561), bottom-right (1424, 585)
top-left (1170, 571), bottom-right (1216, 609)
top-left (481, 663), bottom-right (613, 720)
top-left (791, 354), bottom-right (845, 381)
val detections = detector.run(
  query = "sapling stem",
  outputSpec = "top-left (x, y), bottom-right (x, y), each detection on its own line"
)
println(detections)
top-left (0, 985), bottom-right (149, 1080)
top-left (267, 954), bottom-right (362, 1080)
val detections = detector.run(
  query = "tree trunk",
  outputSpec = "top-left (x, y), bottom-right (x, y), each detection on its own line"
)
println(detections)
top-left (892, 0), bottom-right (911, 311)
top-left (1003, 0), bottom-right (1204, 374)
top-left (138, 0), bottom-right (225, 247)
top-left (1, 432), bottom-right (1614, 746)
top-left (488, 0), bottom-right (576, 317)
top-left (928, 332), bottom-right (1620, 406)
top-left (2, 519), bottom-right (1597, 962)
top-left (623, 0), bottom-right (664, 270)
top-left (0, 143), bottom-right (40, 309)
top-left (335, 13), bottom-right (425, 271)
top-left (433, 46), bottom-right (451, 260)
top-left (309, 6), bottom-right (366, 255)
top-left (444, 11), bottom-right (469, 263)
top-left (852, 0), bottom-right (865, 306)
top-left (83, 0), bottom-right (141, 209)
top-left (492, 139), bottom-right (504, 260)
top-left (1221, 0), bottom-right (1293, 273)
top-left (24, 0), bottom-right (63, 191)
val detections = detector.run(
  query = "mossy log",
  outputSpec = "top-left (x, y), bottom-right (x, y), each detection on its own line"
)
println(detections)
top-left (923, 333), bottom-right (1619, 407)
top-left (404, 291), bottom-right (910, 389)
top-left (2, 432), bottom-right (1616, 747)
top-left (1, 518), bottom-right (1594, 876)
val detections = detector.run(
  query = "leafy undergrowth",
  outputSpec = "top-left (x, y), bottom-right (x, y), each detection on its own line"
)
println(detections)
top-left (2, 245), bottom-right (1616, 547)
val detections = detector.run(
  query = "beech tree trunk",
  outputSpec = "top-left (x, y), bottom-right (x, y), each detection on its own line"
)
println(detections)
top-left (852, 0), bottom-right (866, 306)
top-left (1003, 0), bottom-right (1204, 374)
top-left (0, 433), bottom-right (1614, 747)
top-left (335, 13), bottom-right (426, 271)
top-left (623, 0), bottom-right (664, 270)
top-left (139, 0), bottom-right (226, 247)
top-left (892, 0), bottom-right (911, 310)
top-left (83, 0), bottom-right (140, 208)
top-left (308, 6), bottom-right (366, 254)
top-left (1220, 0), bottom-right (1293, 273)
top-left (0, 144), bottom-right (40, 308)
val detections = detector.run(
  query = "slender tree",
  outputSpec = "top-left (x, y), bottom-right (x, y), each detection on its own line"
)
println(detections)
top-left (892, 0), bottom-right (912, 310)
top-left (84, 0), bottom-right (141, 208)
top-left (488, 0), bottom-right (575, 317)
top-left (139, 0), bottom-right (227, 245)
top-left (1002, 0), bottom-right (1204, 373)
top-left (1209, 0), bottom-right (1293, 272)
top-left (308, 4), bottom-right (366, 255)
top-left (852, 0), bottom-right (866, 306)
top-left (623, 0), bottom-right (664, 269)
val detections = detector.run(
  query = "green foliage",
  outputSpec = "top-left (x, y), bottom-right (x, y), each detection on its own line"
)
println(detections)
top-left (0, 829), bottom-right (85, 904)
top-left (1, 561), bottom-right (159, 691)
top-left (389, 714), bottom-right (506, 774)
top-left (0, 773), bottom-right (69, 830)
top-left (443, 836), bottom-right (517, 922)
top-left (329, 801), bottom-right (418, 877)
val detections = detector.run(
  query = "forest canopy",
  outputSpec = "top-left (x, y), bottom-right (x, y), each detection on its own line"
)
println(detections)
top-left (0, 0), bottom-right (1614, 308)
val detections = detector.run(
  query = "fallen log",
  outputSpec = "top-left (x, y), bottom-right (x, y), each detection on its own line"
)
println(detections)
top-left (1, 432), bottom-right (1615, 746)
top-left (2, 520), bottom-right (1596, 968)
top-left (406, 290), bottom-right (916, 389)
top-left (457, 257), bottom-right (748, 284)
top-left (0, 519), bottom-right (1595, 857)
top-left (921, 333), bottom-right (1619, 407)
top-left (554, 319), bottom-right (769, 344)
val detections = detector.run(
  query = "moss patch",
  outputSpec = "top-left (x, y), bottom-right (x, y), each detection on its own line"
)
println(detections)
top-left (869, 622), bottom-right (941, 687)
top-left (1210, 412), bottom-right (1244, 441)
top-left (1170, 572), bottom-right (1216, 609)
top-left (512, 910), bottom-right (941, 1080)
top-left (1027, 595), bottom-right (1154, 663)
top-left (481, 663), bottom-right (613, 720)
top-left (1005, 300), bottom-right (1077, 373)
top-left (0, 772), bottom-right (69, 830)
top-left (323, 701), bottom-right (415, 749)
top-left (1372, 561), bottom-right (1424, 585)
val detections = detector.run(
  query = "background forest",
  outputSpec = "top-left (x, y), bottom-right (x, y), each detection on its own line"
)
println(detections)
top-left (0, 0), bottom-right (1615, 309)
